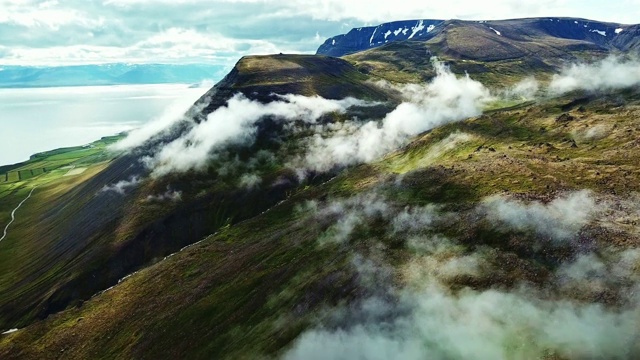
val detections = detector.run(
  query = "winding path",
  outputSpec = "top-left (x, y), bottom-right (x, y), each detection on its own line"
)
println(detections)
top-left (0, 187), bottom-right (36, 243)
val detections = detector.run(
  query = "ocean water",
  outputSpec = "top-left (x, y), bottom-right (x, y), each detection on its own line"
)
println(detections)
top-left (0, 84), bottom-right (209, 166)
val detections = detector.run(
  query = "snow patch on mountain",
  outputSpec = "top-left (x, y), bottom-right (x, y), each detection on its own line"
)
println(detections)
top-left (409, 20), bottom-right (425, 39)
top-left (370, 27), bottom-right (377, 44)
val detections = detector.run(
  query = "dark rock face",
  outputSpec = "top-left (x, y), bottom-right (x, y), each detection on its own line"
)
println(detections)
top-left (317, 19), bottom-right (444, 57)
top-left (557, 113), bottom-right (576, 122)
top-left (318, 17), bottom-right (638, 58)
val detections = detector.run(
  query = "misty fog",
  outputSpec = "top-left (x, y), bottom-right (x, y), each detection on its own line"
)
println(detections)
top-left (0, 84), bottom-right (208, 166)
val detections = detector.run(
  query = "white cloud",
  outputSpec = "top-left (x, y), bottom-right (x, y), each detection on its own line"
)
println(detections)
top-left (549, 56), bottom-right (640, 94)
top-left (285, 188), bottom-right (640, 360)
top-left (209, 0), bottom-right (637, 24)
top-left (146, 94), bottom-right (373, 176)
top-left (238, 173), bottom-right (262, 189)
top-left (285, 194), bottom-right (640, 359)
top-left (0, 28), bottom-right (285, 65)
top-left (2, 1), bottom-right (639, 65)
top-left (315, 194), bottom-right (392, 244)
top-left (145, 189), bottom-right (182, 202)
top-left (391, 204), bottom-right (442, 234)
top-left (502, 77), bottom-right (540, 100)
top-left (100, 175), bottom-right (141, 195)
top-left (0, 2), bottom-right (102, 29)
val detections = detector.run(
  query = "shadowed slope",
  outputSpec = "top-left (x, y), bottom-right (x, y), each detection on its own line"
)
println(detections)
top-left (0, 54), bottom-right (396, 332)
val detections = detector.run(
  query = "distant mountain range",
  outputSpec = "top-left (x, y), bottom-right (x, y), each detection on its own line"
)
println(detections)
top-left (0, 63), bottom-right (227, 88)
top-left (317, 17), bottom-right (640, 57)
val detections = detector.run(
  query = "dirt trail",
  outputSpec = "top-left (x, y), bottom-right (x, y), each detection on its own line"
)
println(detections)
top-left (0, 187), bottom-right (36, 243)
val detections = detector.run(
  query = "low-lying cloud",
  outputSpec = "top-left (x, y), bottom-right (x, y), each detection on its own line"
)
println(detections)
top-left (100, 176), bottom-right (141, 195)
top-left (502, 76), bottom-right (541, 100)
top-left (483, 190), bottom-right (599, 241)
top-left (304, 193), bottom-right (450, 245)
top-left (285, 190), bottom-right (640, 360)
top-left (549, 56), bottom-right (640, 94)
top-left (285, 282), bottom-right (640, 360)
top-left (126, 56), bottom-right (640, 182)
top-left (146, 94), bottom-right (372, 176)
top-left (145, 189), bottom-right (182, 202)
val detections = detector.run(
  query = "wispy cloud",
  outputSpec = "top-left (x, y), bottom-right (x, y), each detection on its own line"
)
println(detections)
top-left (291, 59), bottom-right (490, 172)
top-left (100, 175), bottom-right (141, 195)
top-left (145, 94), bottom-right (373, 176)
top-left (111, 87), bottom-right (209, 151)
top-left (285, 190), bottom-right (640, 360)
top-left (3, 1), bottom-right (636, 65)
top-left (285, 282), bottom-right (640, 360)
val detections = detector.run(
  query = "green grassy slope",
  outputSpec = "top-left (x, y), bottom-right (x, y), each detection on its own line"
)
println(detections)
top-left (3, 88), bottom-right (640, 359)
top-left (0, 136), bottom-right (124, 326)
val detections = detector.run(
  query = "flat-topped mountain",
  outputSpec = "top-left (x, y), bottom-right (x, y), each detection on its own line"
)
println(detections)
top-left (196, 54), bottom-right (394, 114)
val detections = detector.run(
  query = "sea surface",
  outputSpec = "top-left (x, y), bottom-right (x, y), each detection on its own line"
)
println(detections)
top-left (0, 84), bottom-right (209, 166)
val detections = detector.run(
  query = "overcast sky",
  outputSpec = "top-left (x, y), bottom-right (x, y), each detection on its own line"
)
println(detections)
top-left (1, 0), bottom-right (639, 66)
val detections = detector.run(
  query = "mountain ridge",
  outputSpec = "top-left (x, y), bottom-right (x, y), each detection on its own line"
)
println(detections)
top-left (0, 63), bottom-right (226, 88)
top-left (318, 17), bottom-right (640, 58)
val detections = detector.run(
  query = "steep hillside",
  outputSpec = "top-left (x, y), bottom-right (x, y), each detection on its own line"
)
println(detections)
top-left (0, 54), bottom-right (397, 333)
top-left (3, 86), bottom-right (640, 359)
top-left (195, 54), bottom-right (395, 115)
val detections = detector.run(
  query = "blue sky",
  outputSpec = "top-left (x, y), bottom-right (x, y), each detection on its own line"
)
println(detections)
top-left (1, 0), bottom-right (638, 66)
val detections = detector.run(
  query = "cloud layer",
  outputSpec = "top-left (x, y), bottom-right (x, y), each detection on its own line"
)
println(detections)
top-left (2, 1), bottom-right (638, 65)
top-left (285, 191), bottom-right (640, 360)
top-left (285, 284), bottom-right (639, 360)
